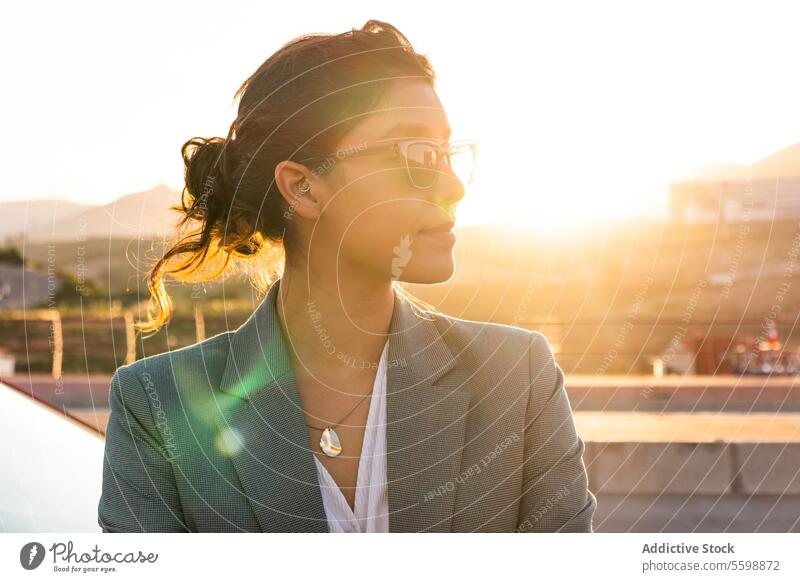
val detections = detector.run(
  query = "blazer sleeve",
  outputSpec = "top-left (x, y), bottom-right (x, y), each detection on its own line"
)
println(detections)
top-left (98, 365), bottom-right (188, 532)
top-left (516, 331), bottom-right (597, 532)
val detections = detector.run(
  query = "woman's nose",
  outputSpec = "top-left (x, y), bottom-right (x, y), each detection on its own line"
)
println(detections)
top-left (436, 165), bottom-right (466, 205)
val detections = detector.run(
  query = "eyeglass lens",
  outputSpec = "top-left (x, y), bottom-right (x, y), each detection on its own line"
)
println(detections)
top-left (405, 143), bottom-right (475, 188)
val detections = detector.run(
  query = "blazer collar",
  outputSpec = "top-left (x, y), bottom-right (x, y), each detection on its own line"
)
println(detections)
top-left (217, 277), bottom-right (470, 532)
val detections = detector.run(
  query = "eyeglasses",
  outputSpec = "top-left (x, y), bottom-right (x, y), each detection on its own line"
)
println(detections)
top-left (298, 137), bottom-right (478, 190)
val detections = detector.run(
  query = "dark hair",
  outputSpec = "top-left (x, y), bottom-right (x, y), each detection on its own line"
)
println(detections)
top-left (137, 20), bottom-right (437, 335)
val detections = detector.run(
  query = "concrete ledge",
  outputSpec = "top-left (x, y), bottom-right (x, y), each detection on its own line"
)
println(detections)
top-left (584, 441), bottom-right (800, 496)
top-left (567, 374), bottom-right (800, 412)
top-left (575, 411), bottom-right (800, 442)
top-left (584, 441), bottom-right (734, 495)
top-left (736, 443), bottom-right (800, 495)
top-left (594, 494), bottom-right (800, 532)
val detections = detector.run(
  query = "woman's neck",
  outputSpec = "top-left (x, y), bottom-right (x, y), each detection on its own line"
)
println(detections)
top-left (275, 266), bottom-right (395, 383)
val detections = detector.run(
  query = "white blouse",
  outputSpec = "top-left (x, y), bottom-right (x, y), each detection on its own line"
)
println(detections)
top-left (312, 339), bottom-right (390, 533)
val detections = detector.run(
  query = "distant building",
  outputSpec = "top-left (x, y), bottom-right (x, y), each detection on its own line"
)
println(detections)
top-left (729, 329), bottom-right (800, 376)
top-left (653, 339), bottom-right (696, 376)
top-left (670, 175), bottom-right (800, 224)
top-left (670, 143), bottom-right (800, 224)
top-left (653, 333), bottom-right (734, 376)
top-left (0, 264), bottom-right (55, 309)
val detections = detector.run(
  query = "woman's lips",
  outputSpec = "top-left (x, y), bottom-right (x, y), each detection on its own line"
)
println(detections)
top-left (418, 228), bottom-right (456, 243)
top-left (419, 220), bottom-right (456, 233)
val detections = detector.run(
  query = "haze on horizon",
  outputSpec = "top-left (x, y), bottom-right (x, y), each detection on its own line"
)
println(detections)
top-left (3, 0), bottom-right (800, 230)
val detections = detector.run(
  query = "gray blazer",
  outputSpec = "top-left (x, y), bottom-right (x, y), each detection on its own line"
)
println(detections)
top-left (99, 278), bottom-right (596, 532)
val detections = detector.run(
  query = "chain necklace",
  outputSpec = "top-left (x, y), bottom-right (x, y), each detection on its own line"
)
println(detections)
top-left (278, 286), bottom-right (376, 457)
top-left (305, 389), bottom-right (373, 458)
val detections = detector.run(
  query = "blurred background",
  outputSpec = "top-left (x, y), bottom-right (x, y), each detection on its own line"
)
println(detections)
top-left (2, 0), bottom-right (800, 532)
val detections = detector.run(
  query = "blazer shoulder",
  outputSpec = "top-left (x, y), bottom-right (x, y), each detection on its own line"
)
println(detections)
top-left (422, 308), bottom-right (544, 361)
top-left (417, 310), bottom-right (563, 409)
top-left (119, 329), bottom-right (233, 381)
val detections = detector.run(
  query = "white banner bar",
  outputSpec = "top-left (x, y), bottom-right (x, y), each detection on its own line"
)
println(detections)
top-left (1, 533), bottom-right (798, 581)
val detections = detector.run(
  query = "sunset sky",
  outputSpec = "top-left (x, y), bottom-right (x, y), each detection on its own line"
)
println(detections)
top-left (2, 0), bottom-right (800, 230)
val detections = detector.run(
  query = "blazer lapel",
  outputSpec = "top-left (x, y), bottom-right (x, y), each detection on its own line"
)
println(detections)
top-left (384, 289), bottom-right (470, 532)
top-left (217, 277), bottom-right (470, 533)
top-left (217, 280), bottom-right (327, 532)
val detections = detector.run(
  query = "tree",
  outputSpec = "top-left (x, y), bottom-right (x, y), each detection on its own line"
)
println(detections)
top-left (0, 244), bottom-right (24, 266)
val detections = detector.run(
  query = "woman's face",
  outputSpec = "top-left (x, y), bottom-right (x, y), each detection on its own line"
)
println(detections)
top-left (306, 79), bottom-right (466, 285)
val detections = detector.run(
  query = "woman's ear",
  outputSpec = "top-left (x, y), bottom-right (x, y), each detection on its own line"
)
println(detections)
top-left (274, 160), bottom-right (321, 220)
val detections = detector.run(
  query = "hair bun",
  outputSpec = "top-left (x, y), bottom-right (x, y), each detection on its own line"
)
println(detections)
top-left (180, 136), bottom-right (229, 220)
top-left (182, 136), bottom-right (227, 198)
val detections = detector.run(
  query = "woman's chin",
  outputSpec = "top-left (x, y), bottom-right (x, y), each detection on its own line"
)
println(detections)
top-left (397, 255), bottom-right (456, 284)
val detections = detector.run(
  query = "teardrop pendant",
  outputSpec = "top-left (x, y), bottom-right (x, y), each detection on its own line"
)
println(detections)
top-left (320, 427), bottom-right (342, 457)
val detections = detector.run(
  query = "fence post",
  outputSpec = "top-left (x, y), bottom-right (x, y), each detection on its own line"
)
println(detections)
top-left (195, 303), bottom-right (205, 343)
top-left (124, 310), bottom-right (136, 365)
top-left (50, 309), bottom-right (62, 378)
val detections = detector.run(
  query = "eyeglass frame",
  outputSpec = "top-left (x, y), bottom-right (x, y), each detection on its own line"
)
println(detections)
top-left (297, 137), bottom-right (478, 190)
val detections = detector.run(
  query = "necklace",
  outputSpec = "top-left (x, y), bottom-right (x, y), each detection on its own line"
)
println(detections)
top-left (305, 389), bottom-right (373, 458)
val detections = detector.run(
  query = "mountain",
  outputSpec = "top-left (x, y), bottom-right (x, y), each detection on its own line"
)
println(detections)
top-left (1, 184), bottom-right (183, 243)
top-left (751, 142), bottom-right (800, 179)
top-left (678, 143), bottom-right (800, 183)
top-left (0, 199), bottom-right (91, 241)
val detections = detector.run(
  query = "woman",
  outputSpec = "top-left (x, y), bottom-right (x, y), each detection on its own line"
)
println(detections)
top-left (98, 20), bottom-right (596, 533)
